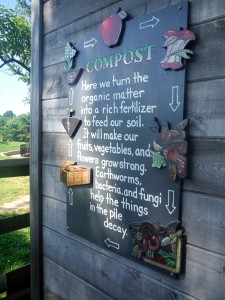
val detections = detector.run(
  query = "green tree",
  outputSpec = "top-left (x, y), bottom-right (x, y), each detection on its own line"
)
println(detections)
top-left (1, 112), bottom-right (30, 142)
top-left (0, 0), bottom-right (31, 85)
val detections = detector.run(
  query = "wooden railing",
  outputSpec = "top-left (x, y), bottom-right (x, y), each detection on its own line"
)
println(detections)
top-left (0, 158), bottom-right (30, 299)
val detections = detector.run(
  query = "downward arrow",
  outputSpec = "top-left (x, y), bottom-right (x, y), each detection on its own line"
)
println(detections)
top-left (170, 86), bottom-right (180, 112)
top-left (166, 190), bottom-right (176, 214)
top-left (104, 238), bottom-right (120, 250)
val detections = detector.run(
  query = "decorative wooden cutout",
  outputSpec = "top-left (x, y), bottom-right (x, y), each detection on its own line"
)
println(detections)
top-left (62, 109), bottom-right (81, 138)
top-left (60, 161), bottom-right (92, 187)
top-left (64, 42), bottom-right (82, 85)
top-left (161, 29), bottom-right (196, 70)
top-left (130, 221), bottom-right (183, 274)
top-left (150, 119), bottom-right (188, 181)
top-left (100, 8), bottom-right (127, 47)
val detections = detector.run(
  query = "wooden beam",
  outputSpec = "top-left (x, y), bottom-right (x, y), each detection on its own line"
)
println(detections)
top-left (0, 213), bottom-right (30, 235)
top-left (0, 158), bottom-right (29, 178)
top-left (30, 0), bottom-right (43, 299)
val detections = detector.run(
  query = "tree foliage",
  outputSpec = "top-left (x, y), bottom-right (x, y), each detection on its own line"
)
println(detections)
top-left (0, 112), bottom-right (30, 142)
top-left (0, 0), bottom-right (31, 84)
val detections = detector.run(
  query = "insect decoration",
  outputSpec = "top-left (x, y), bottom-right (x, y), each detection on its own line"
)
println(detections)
top-left (149, 118), bottom-right (188, 181)
top-left (100, 8), bottom-right (127, 47)
top-left (62, 108), bottom-right (81, 138)
top-left (64, 42), bottom-right (82, 85)
top-left (161, 29), bottom-right (196, 70)
top-left (130, 220), bottom-right (183, 274)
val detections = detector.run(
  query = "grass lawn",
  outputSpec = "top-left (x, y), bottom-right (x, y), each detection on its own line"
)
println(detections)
top-left (0, 141), bottom-right (22, 152)
top-left (0, 210), bottom-right (30, 275)
top-left (0, 141), bottom-right (30, 292)
top-left (0, 176), bottom-right (29, 205)
top-left (0, 141), bottom-right (24, 160)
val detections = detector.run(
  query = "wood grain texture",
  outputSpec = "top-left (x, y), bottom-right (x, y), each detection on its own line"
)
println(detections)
top-left (42, 98), bottom-right (68, 133)
top-left (186, 79), bottom-right (225, 138)
top-left (43, 257), bottom-right (113, 300)
top-left (42, 165), bottom-right (68, 201)
top-left (42, 133), bottom-right (68, 166)
top-left (43, 0), bottom-right (122, 34)
top-left (184, 138), bottom-right (225, 197)
top-left (42, 225), bottom-right (225, 300)
top-left (187, 18), bottom-right (225, 82)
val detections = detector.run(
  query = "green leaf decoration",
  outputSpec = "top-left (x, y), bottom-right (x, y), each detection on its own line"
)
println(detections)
top-left (145, 249), bottom-right (155, 258)
top-left (165, 259), bottom-right (176, 268)
top-left (163, 35), bottom-right (178, 47)
top-left (158, 249), bottom-right (176, 260)
top-left (174, 49), bottom-right (194, 59)
top-left (132, 245), bottom-right (139, 257)
top-left (135, 231), bottom-right (143, 241)
top-left (150, 150), bottom-right (167, 168)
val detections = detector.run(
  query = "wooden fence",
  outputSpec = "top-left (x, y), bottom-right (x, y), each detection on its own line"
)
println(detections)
top-left (0, 158), bottom-right (30, 300)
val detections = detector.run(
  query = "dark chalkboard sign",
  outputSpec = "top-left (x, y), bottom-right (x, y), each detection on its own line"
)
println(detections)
top-left (65, 2), bottom-right (189, 271)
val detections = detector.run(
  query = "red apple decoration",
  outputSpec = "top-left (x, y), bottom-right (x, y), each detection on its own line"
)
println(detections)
top-left (100, 10), bottom-right (127, 47)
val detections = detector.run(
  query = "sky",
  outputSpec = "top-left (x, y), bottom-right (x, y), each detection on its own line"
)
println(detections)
top-left (0, 0), bottom-right (30, 116)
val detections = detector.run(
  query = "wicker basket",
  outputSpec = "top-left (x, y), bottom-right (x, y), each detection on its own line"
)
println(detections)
top-left (60, 161), bottom-right (92, 186)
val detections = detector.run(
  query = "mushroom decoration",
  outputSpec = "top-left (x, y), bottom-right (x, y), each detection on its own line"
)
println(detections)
top-left (161, 29), bottom-right (196, 70)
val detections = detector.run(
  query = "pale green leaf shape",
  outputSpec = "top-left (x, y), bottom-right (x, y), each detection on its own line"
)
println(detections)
top-left (174, 49), bottom-right (194, 59)
top-left (150, 150), bottom-right (167, 168)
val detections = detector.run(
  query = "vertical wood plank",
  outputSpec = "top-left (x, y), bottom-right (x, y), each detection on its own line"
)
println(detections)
top-left (30, 0), bottom-right (43, 299)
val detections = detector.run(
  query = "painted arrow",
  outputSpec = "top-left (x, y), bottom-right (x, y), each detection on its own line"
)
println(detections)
top-left (139, 16), bottom-right (160, 29)
top-left (68, 87), bottom-right (74, 105)
top-left (84, 37), bottom-right (97, 48)
top-left (170, 86), bottom-right (180, 112)
top-left (104, 238), bottom-right (120, 250)
top-left (68, 188), bottom-right (74, 205)
top-left (166, 190), bottom-right (176, 214)
top-left (68, 138), bottom-right (73, 157)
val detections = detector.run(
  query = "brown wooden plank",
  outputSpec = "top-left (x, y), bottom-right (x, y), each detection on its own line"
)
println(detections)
top-left (0, 158), bottom-right (29, 178)
top-left (182, 191), bottom-right (225, 256)
top-left (0, 274), bottom-right (6, 293)
top-left (6, 264), bottom-right (30, 295)
top-left (0, 213), bottom-right (30, 234)
top-left (42, 225), bottom-right (225, 300)
top-left (42, 133), bottom-right (68, 166)
top-left (43, 286), bottom-right (64, 300)
top-left (184, 138), bottom-right (225, 197)
top-left (30, 0), bottom-right (43, 299)
top-left (43, 257), bottom-right (114, 300)
top-left (43, 0), bottom-right (145, 35)
top-left (42, 98), bottom-right (68, 133)
top-left (186, 79), bottom-right (225, 138)
top-left (43, 255), bottom-right (196, 300)
top-left (43, 0), bottom-right (225, 35)
top-left (187, 18), bottom-right (225, 82)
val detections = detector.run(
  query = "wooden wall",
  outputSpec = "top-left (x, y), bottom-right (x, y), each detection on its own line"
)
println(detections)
top-left (37, 0), bottom-right (225, 299)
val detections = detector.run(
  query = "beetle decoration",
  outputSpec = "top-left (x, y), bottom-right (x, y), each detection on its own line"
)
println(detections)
top-left (149, 119), bottom-right (188, 181)
top-left (161, 29), bottom-right (196, 70)
top-left (130, 220), bottom-right (183, 273)
top-left (64, 42), bottom-right (82, 85)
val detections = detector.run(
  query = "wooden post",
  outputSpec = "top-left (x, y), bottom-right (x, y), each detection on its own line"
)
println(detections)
top-left (30, 0), bottom-right (43, 299)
